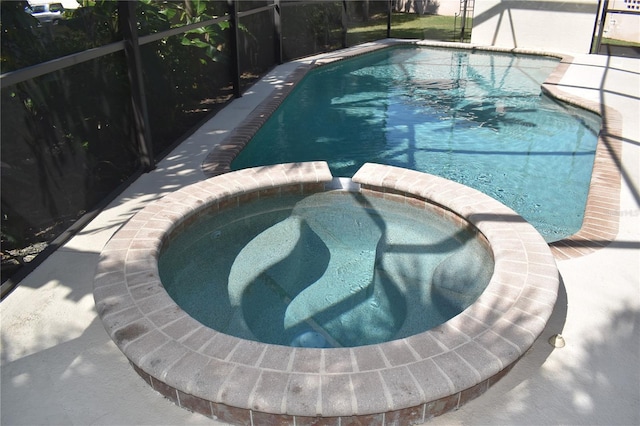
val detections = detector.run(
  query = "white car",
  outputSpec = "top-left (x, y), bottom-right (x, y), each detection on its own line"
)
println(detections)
top-left (27, 3), bottom-right (64, 25)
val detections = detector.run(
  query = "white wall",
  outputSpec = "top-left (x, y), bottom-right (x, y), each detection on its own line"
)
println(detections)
top-left (437, 0), bottom-right (466, 16)
top-left (393, 0), bottom-right (464, 16)
top-left (470, 0), bottom-right (599, 53)
top-left (604, 0), bottom-right (640, 43)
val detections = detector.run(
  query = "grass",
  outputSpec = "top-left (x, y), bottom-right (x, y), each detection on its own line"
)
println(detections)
top-left (591, 37), bottom-right (640, 57)
top-left (601, 37), bottom-right (640, 47)
top-left (346, 13), bottom-right (470, 46)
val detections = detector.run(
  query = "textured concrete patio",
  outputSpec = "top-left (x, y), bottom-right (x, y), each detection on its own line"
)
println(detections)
top-left (1, 42), bottom-right (638, 425)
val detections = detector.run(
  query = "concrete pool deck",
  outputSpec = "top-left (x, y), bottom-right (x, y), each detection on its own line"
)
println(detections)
top-left (1, 41), bottom-right (638, 425)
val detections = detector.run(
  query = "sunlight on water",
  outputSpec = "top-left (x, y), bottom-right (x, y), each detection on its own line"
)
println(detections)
top-left (232, 47), bottom-right (601, 242)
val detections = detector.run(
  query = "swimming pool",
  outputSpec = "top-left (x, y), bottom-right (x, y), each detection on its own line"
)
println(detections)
top-left (96, 41), bottom-right (620, 424)
top-left (231, 46), bottom-right (602, 242)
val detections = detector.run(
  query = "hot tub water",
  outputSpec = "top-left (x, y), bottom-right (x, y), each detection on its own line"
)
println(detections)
top-left (159, 191), bottom-right (493, 348)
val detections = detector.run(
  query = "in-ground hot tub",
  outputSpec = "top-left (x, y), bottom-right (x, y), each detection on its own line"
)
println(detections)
top-left (94, 162), bottom-right (559, 425)
top-left (158, 177), bottom-right (495, 350)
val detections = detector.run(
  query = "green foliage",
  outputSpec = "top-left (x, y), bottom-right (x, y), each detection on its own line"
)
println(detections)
top-left (0, 1), bottom-right (49, 72)
top-left (0, 0), bottom-right (236, 256)
top-left (154, 0), bottom-right (229, 63)
top-left (281, 1), bottom-right (343, 60)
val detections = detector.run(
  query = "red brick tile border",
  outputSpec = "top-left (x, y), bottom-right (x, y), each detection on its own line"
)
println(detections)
top-left (201, 40), bottom-right (622, 260)
top-left (95, 161), bottom-right (559, 425)
top-left (539, 56), bottom-right (622, 259)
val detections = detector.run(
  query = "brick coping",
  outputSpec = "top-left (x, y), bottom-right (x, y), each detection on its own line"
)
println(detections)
top-left (201, 40), bottom-right (622, 260)
top-left (94, 161), bottom-right (559, 425)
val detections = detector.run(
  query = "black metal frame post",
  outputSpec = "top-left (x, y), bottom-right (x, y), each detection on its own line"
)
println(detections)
top-left (460, 0), bottom-right (469, 42)
top-left (593, 0), bottom-right (608, 53)
top-left (228, 0), bottom-right (242, 98)
top-left (274, 0), bottom-right (283, 64)
top-left (119, 0), bottom-right (155, 171)
top-left (387, 0), bottom-right (392, 38)
top-left (342, 0), bottom-right (348, 48)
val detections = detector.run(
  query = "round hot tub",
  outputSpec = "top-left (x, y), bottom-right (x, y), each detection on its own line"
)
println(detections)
top-left (94, 162), bottom-right (559, 425)
top-left (159, 186), bottom-right (495, 350)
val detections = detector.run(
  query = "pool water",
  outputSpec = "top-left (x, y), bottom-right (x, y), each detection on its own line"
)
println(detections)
top-left (158, 191), bottom-right (494, 348)
top-left (231, 47), bottom-right (601, 242)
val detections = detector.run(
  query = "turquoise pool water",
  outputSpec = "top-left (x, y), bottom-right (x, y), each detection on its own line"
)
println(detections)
top-left (232, 47), bottom-right (601, 242)
top-left (158, 191), bottom-right (493, 348)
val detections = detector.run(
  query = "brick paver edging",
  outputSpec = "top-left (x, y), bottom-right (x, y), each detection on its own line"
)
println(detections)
top-left (94, 161), bottom-right (559, 425)
top-left (201, 40), bottom-right (622, 260)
